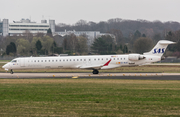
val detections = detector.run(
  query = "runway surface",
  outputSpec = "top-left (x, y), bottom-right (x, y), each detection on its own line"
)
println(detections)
top-left (0, 73), bottom-right (180, 80)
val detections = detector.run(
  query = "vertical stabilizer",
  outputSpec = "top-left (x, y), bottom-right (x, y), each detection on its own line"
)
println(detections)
top-left (143, 40), bottom-right (175, 56)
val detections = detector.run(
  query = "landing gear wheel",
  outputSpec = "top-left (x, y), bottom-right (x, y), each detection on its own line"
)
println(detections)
top-left (92, 69), bottom-right (99, 74)
top-left (10, 69), bottom-right (14, 74)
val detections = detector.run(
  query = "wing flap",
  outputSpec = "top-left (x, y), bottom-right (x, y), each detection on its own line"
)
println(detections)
top-left (80, 64), bottom-right (104, 69)
top-left (79, 59), bottom-right (112, 69)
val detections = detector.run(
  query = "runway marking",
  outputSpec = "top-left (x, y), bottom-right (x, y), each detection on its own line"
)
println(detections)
top-left (72, 76), bottom-right (78, 78)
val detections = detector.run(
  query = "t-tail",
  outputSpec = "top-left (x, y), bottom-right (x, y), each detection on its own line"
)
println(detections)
top-left (143, 40), bottom-right (175, 56)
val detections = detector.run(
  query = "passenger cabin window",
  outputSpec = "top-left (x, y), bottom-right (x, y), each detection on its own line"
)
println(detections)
top-left (49, 60), bottom-right (50, 62)
top-left (41, 60), bottom-right (43, 62)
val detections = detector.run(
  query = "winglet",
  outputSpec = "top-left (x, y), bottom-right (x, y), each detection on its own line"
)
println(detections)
top-left (103, 59), bottom-right (111, 66)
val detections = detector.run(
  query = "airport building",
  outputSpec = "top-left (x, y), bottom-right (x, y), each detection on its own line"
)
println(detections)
top-left (0, 18), bottom-right (55, 36)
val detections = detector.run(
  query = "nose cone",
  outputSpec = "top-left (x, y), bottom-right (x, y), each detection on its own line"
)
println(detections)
top-left (2, 63), bottom-right (8, 69)
top-left (2, 63), bottom-right (9, 71)
top-left (2, 64), bottom-right (6, 68)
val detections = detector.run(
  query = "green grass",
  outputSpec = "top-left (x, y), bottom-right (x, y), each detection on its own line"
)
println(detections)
top-left (0, 79), bottom-right (180, 116)
top-left (0, 60), bottom-right (10, 63)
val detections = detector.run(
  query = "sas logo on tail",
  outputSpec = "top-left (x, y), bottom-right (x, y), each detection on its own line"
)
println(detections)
top-left (153, 48), bottom-right (165, 54)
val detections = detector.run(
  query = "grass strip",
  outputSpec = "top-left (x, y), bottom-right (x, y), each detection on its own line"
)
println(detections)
top-left (0, 79), bottom-right (180, 116)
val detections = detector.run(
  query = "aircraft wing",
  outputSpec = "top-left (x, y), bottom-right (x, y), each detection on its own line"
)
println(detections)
top-left (79, 59), bottom-right (111, 69)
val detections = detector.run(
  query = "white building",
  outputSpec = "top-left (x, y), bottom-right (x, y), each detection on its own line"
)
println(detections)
top-left (0, 18), bottom-right (55, 36)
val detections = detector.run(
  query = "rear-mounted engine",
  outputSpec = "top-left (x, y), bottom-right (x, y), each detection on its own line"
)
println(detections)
top-left (128, 54), bottom-right (145, 61)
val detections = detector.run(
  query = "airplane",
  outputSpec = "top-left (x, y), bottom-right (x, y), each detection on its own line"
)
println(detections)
top-left (2, 40), bottom-right (175, 74)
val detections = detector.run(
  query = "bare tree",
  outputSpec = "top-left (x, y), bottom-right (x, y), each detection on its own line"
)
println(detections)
top-left (63, 34), bottom-right (79, 53)
top-left (22, 30), bottom-right (33, 42)
top-left (75, 20), bottom-right (87, 26)
top-left (77, 35), bottom-right (88, 54)
top-left (108, 29), bottom-right (124, 44)
top-left (35, 32), bottom-right (45, 38)
top-left (133, 37), bottom-right (153, 54)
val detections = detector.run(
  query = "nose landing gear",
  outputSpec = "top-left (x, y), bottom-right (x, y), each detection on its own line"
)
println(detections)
top-left (92, 69), bottom-right (99, 74)
top-left (10, 69), bottom-right (14, 74)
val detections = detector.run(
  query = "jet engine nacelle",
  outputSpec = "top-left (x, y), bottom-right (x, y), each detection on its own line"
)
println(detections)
top-left (128, 54), bottom-right (145, 61)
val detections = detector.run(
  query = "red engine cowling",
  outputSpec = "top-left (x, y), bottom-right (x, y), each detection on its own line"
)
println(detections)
top-left (128, 54), bottom-right (145, 61)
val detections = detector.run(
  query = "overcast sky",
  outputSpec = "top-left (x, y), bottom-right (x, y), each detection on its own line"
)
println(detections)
top-left (1, 0), bottom-right (180, 24)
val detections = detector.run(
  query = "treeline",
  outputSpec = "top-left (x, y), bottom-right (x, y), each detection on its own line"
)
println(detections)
top-left (1, 29), bottom-right (180, 57)
top-left (0, 30), bottom-right (128, 57)
top-left (0, 18), bottom-right (180, 57)
top-left (56, 18), bottom-right (180, 38)
top-left (56, 18), bottom-right (180, 57)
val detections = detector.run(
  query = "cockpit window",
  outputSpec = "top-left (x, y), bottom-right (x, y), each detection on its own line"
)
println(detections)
top-left (11, 60), bottom-right (17, 63)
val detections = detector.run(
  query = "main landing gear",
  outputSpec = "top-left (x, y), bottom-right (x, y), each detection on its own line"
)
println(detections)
top-left (10, 69), bottom-right (14, 74)
top-left (92, 69), bottom-right (99, 74)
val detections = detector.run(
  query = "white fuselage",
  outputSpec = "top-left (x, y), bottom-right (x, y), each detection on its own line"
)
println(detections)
top-left (2, 54), bottom-right (161, 70)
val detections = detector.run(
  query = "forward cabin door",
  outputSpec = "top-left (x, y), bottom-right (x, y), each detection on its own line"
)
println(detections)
top-left (20, 58), bottom-right (25, 67)
top-left (87, 58), bottom-right (92, 66)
